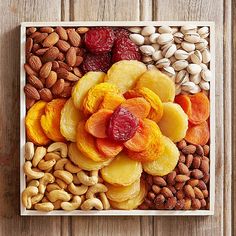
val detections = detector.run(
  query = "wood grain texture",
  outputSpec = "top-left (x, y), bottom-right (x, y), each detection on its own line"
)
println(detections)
top-left (0, 1), bottom-right (61, 236)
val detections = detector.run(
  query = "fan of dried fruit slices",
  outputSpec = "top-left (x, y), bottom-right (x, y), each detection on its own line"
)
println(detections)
top-left (22, 25), bottom-right (211, 212)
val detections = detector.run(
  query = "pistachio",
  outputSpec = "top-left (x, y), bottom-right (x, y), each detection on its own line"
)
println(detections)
top-left (162, 66), bottom-right (175, 77)
top-left (189, 84), bottom-right (201, 94)
top-left (142, 55), bottom-right (153, 64)
top-left (172, 60), bottom-right (188, 71)
top-left (162, 44), bottom-right (177, 58)
top-left (158, 25), bottom-right (172, 34)
top-left (174, 32), bottom-right (184, 44)
top-left (174, 49), bottom-right (189, 60)
top-left (129, 34), bottom-right (144, 45)
top-left (181, 81), bottom-right (196, 91)
top-left (184, 32), bottom-right (200, 43)
top-left (152, 43), bottom-right (160, 51)
top-left (198, 27), bottom-right (209, 38)
top-left (201, 69), bottom-right (212, 82)
top-left (187, 64), bottom-right (202, 75)
top-left (181, 42), bottom-right (195, 52)
top-left (175, 84), bottom-right (181, 95)
top-left (195, 38), bottom-right (208, 50)
top-left (140, 45), bottom-right (155, 55)
top-left (144, 36), bottom-right (151, 45)
top-left (152, 50), bottom-right (163, 61)
top-left (200, 63), bottom-right (208, 70)
top-left (190, 73), bottom-right (201, 84)
top-left (190, 50), bottom-right (202, 64)
top-left (141, 26), bottom-right (156, 36)
top-left (149, 33), bottom-right (160, 44)
top-left (202, 48), bottom-right (211, 63)
top-left (199, 80), bottom-right (210, 90)
top-left (171, 27), bottom-right (179, 34)
top-left (157, 33), bottom-right (173, 45)
top-left (176, 70), bottom-right (189, 84)
top-left (169, 56), bottom-right (177, 64)
top-left (128, 26), bottom-right (142, 34)
top-left (147, 64), bottom-right (158, 70)
top-left (155, 58), bottom-right (171, 68)
top-left (180, 25), bottom-right (197, 34)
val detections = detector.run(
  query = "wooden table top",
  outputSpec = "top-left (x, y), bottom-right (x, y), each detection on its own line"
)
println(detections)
top-left (0, 0), bottom-right (234, 235)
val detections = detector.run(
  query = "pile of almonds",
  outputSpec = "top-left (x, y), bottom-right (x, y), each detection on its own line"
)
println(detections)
top-left (128, 25), bottom-right (211, 94)
top-left (24, 26), bottom-right (89, 109)
top-left (139, 140), bottom-right (210, 210)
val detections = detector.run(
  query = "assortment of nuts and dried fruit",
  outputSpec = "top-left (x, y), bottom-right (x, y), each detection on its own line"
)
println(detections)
top-left (22, 24), bottom-right (211, 212)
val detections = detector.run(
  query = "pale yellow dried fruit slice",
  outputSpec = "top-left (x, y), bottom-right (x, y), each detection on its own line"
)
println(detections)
top-left (72, 71), bottom-right (106, 110)
top-left (68, 143), bottom-right (113, 171)
top-left (143, 136), bottom-right (179, 176)
top-left (106, 179), bottom-right (140, 202)
top-left (110, 180), bottom-right (147, 210)
top-left (136, 69), bottom-right (175, 102)
top-left (105, 60), bottom-right (146, 93)
top-left (158, 102), bottom-right (188, 142)
top-left (60, 98), bottom-right (84, 142)
top-left (101, 152), bottom-right (142, 186)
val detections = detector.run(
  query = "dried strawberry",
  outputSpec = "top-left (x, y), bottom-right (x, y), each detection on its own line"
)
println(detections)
top-left (107, 106), bottom-right (139, 142)
top-left (82, 53), bottom-right (111, 73)
top-left (114, 28), bottom-right (130, 39)
top-left (84, 27), bottom-right (115, 53)
top-left (112, 38), bottom-right (141, 63)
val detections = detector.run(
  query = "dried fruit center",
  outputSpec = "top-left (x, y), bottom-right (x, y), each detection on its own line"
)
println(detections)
top-left (107, 106), bottom-right (139, 142)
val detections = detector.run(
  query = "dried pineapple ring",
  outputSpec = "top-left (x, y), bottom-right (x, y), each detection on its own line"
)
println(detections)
top-left (60, 98), bottom-right (84, 142)
top-left (83, 82), bottom-right (120, 115)
top-left (142, 136), bottom-right (179, 176)
top-left (105, 60), bottom-right (147, 93)
top-left (25, 101), bottom-right (50, 145)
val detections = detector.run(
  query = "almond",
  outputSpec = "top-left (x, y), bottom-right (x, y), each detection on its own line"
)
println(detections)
top-left (178, 163), bottom-right (189, 175)
top-left (152, 185), bottom-right (161, 194)
top-left (59, 86), bottom-right (72, 98)
top-left (165, 197), bottom-right (177, 209)
top-left (26, 38), bottom-right (33, 53)
top-left (56, 68), bottom-right (69, 80)
top-left (66, 71), bottom-right (79, 81)
top-left (46, 71), bottom-right (57, 88)
top-left (193, 187), bottom-right (204, 199)
top-left (35, 48), bottom-right (49, 56)
top-left (34, 32), bottom-right (48, 43)
top-left (66, 47), bottom-right (77, 66)
top-left (39, 62), bottom-right (52, 78)
top-left (27, 75), bottom-right (44, 89)
top-left (24, 84), bottom-right (40, 100)
top-left (32, 44), bottom-right (41, 53)
top-left (76, 27), bottom-right (89, 34)
top-left (52, 61), bottom-right (60, 71)
top-left (153, 176), bottom-right (167, 187)
top-left (154, 194), bottom-right (165, 207)
top-left (183, 198), bottom-right (191, 210)
top-left (26, 97), bottom-right (35, 109)
top-left (175, 199), bottom-right (185, 210)
top-left (55, 27), bottom-right (68, 41)
top-left (196, 145), bottom-right (204, 156)
top-left (202, 189), bottom-right (209, 198)
top-left (52, 79), bottom-right (65, 95)
top-left (187, 179), bottom-right (199, 187)
top-left (28, 55), bottom-right (42, 72)
top-left (73, 67), bottom-right (83, 77)
top-left (184, 184), bottom-right (195, 198)
top-left (39, 88), bottom-right (53, 102)
top-left (56, 40), bottom-right (70, 52)
top-left (24, 63), bottom-right (37, 76)
top-left (166, 171), bottom-right (176, 185)
top-left (175, 175), bottom-right (190, 182)
top-left (179, 154), bottom-right (185, 163)
top-left (177, 140), bottom-right (187, 149)
top-left (191, 199), bottom-right (201, 210)
top-left (192, 156), bottom-right (201, 169)
top-left (203, 145), bottom-right (210, 156)
top-left (202, 173), bottom-right (210, 184)
top-left (42, 32), bottom-right (59, 47)
top-left (197, 180), bottom-right (207, 190)
top-left (40, 27), bottom-right (54, 33)
top-left (26, 27), bottom-right (37, 35)
top-left (191, 169), bottom-right (204, 179)
top-left (57, 52), bottom-right (65, 61)
top-left (185, 154), bottom-right (193, 168)
top-left (176, 190), bottom-right (185, 200)
top-left (147, 192), bottom-right (156, 200)
top-left (200, 159), bottom-right (209, 173)
top-left (182, 145), bottom-right (196, 154)
top-left (30, 31), bottom-right (41, 39)
top-left (174, 182), bottom-right (185, 190)
top-left (167, 185), bottom-right (176, 194)
top-left (161, 187), bottom-right (173, 198)
top-left (200, 199), bottom-right (206, 208)
top-left (58, 61), bottom-right (73, 71)
top-left (67, 29), bottom-right (81, 47)
top-left (43, 46), bottom-right (60, 62)
top-left (74, 56), bottom-right (83, 67)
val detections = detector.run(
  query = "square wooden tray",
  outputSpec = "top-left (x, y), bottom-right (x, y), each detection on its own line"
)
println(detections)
top-left (20, 21), bottom-right (215, 216)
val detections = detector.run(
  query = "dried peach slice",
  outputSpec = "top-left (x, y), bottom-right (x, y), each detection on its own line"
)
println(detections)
top-left (60, 98), bottom-right (84, 142)
top-left (101, 152), bottom-right (142, 186)
top-left (105, 60), bottom-right (146, 93)
top-left (136, 69), bottom-right (175, 102)
top-left (76, 121), bottom-right (106, 162)
top-left (127, 119), bottom-right (164, 162)
top-left (106, 179), bottom-right (140, 202)
top-left (40, 99), bottom-right (67, 142)
top-left (100, 93), bottom-right (125, 111)
top-left (83, 82), bottom-right (120, 115)
top-left (110, 180), bottom-right (147, 210)
top-left (158, 102), bottom-right (188, 142)
top-left (72, 71), bottom-right (106, 110)
top-left (68, 143), bottom-right (113, 171)
top-left (142, 136), bottom-right (179, 176)
top-left (25, 101), bottom-right (50, 145)
top-left (135, 87), bottom-right (163, 123)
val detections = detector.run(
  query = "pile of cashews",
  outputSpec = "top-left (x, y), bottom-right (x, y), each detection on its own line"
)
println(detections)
top-left (22, 142), bottom-right (110, 212)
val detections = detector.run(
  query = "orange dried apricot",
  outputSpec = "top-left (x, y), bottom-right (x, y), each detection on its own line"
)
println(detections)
top-left (100, 93), bottom-right (125, 111)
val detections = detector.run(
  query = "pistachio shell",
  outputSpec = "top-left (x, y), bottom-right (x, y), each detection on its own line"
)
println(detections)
top-left (195, 38), bottom-right (208, 50)
top-left (181, 81), bottom-right (196, 91)
top-left (189, 84), bottom-right (201, 94)
top-left (158, 25), bottom-right (172, 34)
top-left (174, 49), bottom-right (189, 60)
top-left (176, 70), bottom-right (189, 84)
top-left (175, 84), bottom-right (181, 95)
top-left (172, 60), bottom-right (188, 71)
top-left (181, 42), bottom-right (195, 52)
top-left (140, 45), bottom-right (155, 55)
top-left (155, 58), bottom-right (171, 68)
top-left (201, 69), bottom-right (212, 82)
top-left (184, 32), bottom-right (200, 43)
top-left (198, 27), bottom-right (209, 38)
top-left (142, 55), bottom-right (153, 64)
top-left (152, 43), bottom-right (160, 51)
top-left (128, 27), bottom-right (142, 34)
top-left (141, 26), bottom-right (156, 36)
top-left (157, 33), bottom-right (173, 45)
top-left (187, 64), bottom-right (202, 75)
top-left (149, 33), bottom-right (160, 43)
top-left (190, 50), bottom-right (202, 64)
top-left (129, 34), bottom-right (145, 46)
top-left (202, 48), bottom-right (211, 63)
top-left (174, 32), bottom-right (184, 44)
top-left (147, 64), bottom-right (158, 71)
top-left (162, 66), bottom-right (175, 77)
top-left (199, 80), bottom-right (210, 90)
top-left (152, 50), bottom-right (163, 61)
top-left (163, 44), bottom-right (177, 58)
top-left (190, 73), bottom-right (201, 84)
top-left (180, 25), bottom-right (197, 34)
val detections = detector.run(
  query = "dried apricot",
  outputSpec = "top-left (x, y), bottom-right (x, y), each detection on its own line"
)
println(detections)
top-left (25, 101), bottom-right (50, 145)
top-left (100, 93), bottom-right (125, 111)
top-left (41, 99), bottom-right (67, 142)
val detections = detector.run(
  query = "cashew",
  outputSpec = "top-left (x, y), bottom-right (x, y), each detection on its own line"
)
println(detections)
top-left (27, 180), bottom-right (39, 187)
top-left (81, 198), bottom-right (103, 211)
top-left (47, 190), bottom-right (71, 202)
top-left (22, 186), bottom-right (38, 209)
top-left (55, 178), bottom-right (68, 189)
top-left (54, 170), bottom-right (73, 184)
top-left (35, 202), bottom-right (54, 212)
top-left (44, 152), bottom-right (61, 161)
top-left (25, 142), bottom-right (34, 160)
top-left (32, 147), bottom-right (46, 167)
top-left (46, 183), bottom-right (61, 192)
top-left (38, 159), bottom-right (56, 171)
top-left (73, 174), bottom-right (81, 185)
top-left (31, 193), bottom-right (44, 205)
top-left (80, 195), bottom-right (85, 204)
top-left (39, 173), bottom-right (55, 194)
top-left (99, 193), bottom-right (110, 210)
top-left (53, 200), bottom-right (62, 210)
top-left (24, 161), bottom-right (44, 179)
top-left (61, 196), bottom-right (82, 211)
top-left (68, 183), bottom-right (88, 195)
top-left (86, 183), bottom-right (108, 199)
top-left (47, 142), bottom-right (68, 158)
top-left (65, 161), bottom-right (81, 173)
top-left (77, 170), bottom-right (98, 186)
top-left (54, 159), bottom-right (68, 170)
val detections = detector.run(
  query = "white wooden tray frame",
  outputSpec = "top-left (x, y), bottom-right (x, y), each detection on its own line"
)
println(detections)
top-left (20, 21), bottom-right (215, 216)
